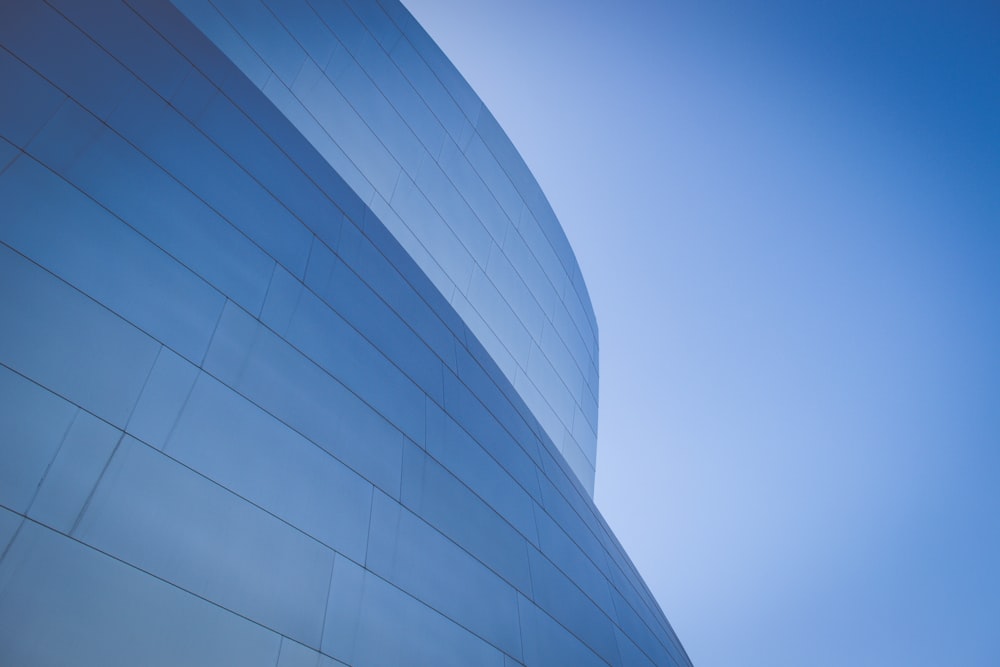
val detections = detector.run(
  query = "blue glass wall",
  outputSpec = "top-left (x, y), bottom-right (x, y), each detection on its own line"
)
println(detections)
top-left (167, 0), bottom-right (600, 492)
top-left (0, 1), bottom-right (690, 665)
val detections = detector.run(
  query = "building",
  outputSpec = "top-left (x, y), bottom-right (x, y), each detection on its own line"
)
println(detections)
top-left (0, 1), bottom-right (692, 665)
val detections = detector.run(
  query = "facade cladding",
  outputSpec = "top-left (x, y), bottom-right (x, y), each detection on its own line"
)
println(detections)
top-left (0, 1), bottom-right (691, 666)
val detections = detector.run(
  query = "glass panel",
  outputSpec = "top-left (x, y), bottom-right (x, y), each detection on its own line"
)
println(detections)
top-left (290, 68), bottom-right (400, 197)
top-left (517, 595), bottom-right (606, 667)
top-left (526, 545), bottom-right (621, 664)
top-left (46, 0), bottom-right (189, 99)
top-left (195, 91), bottom-right (345, 249)
top-left (275, 637), bottom-right (324, 667)
top-left (0, 48), bottom-right (64, 147)
top-left (437, 137), bottom-right (509, 242)
top-left (388, 36), bottom-right (465, 141)
top-left (322, 554), bottom-right (505, 667)
top-left (107, 83), bottom-right (312, 277)
top-left (0, 521), bottom-right (282, 666)
top-left (468, 267), bottom-right (532, 363)
top-left (166, 372), bottom-right (374, 562)
top-left (210, 0), bottom-right (307, 86)
top-left (390, 171), bottom-right (475, 289)
top-left (352, 30), bottom-right (447, 158)
top-left (533, 503), bottom-right (614, 616)
top-left (76, 436), bottom-right (335, 647)
top-left (610, 586), bottom-right (674, 667)
top-left (366, 490), bottom-right (522, 658)
top-left (425, 400), bottom-right (538, 543)
top-left (0, 245), bottom-right (160, 427)
top-left (261, 0), bottom-right (336, 67)
top-left (261, 73), bottom-right (376, 207)
top-left (0, 506), bottom-right (20, 555)
top-left (284, 284), bottom-right (426, 444)
top-left (260, 263), bottom-right (303, 335)
top-left (336, 219), bottom-right (456, 389)
top-left (341, 0), bottom-right (400, 50)
top-left (336, 59), bottom-right (424, 179)
top-left (400, 442), bottom-right (531, 594)
top-left (0, 367), bottom-right (77, 512)
top-left (170, 0), bottom-right (272, 87)
top-left (29, 411), bottom-right (121, 533)
top-left (126, 348), bottom-right (199, 450)
top-left (463, 133), bottom-right (522, 224)
top-left (0, 1), bottom-right (132, 120)
top-left (0, 137), bottom-right (17, 173)
top-left (443, 362), bottom-right (541, 492)
top-left (414, 154), bottom-right (492, 265)
top-left (202, 302), bottom-right (405, 497)
top-left (0, 154), bottom-right (226, 363)
top-left (500, 223), bottom-right (560, 320)
top-left (535, 472), bottom-right (607, 578)
top-left (22, 98), bottom-right (105, 175)
top-left (49, 118), bottom-right (275, 315)
top-left (485, 242), bottom-right (546, 340)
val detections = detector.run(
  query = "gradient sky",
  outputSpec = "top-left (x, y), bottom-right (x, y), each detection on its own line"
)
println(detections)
top-left (402, 1), bottom-right (1000, 666)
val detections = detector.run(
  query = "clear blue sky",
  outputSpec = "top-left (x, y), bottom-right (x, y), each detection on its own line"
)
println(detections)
top-left (402, 2), bottom-right (1000, 665)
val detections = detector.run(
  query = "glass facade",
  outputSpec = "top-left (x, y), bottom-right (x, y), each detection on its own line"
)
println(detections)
top-left (165, 0), bottom-right (600, 492)
top-left (0, 1), bottom-right (691, 665)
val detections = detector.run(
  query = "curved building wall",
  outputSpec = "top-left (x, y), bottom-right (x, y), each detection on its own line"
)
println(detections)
top-left (0, 1), bottom-right (689, 666)
top-left (168, 0), bottom-right (600, 492)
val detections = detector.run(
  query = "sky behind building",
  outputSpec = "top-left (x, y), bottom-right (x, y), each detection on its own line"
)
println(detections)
top-left (401, 1), bottom-right (1000, 665)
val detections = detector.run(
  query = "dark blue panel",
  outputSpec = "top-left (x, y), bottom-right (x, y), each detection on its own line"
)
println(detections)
top-left (169, 0), bottom-right (272, 87)
top-left (211, 0), bottom-right (307, 86)
top-left (0, 245), bottom-right (160, 427)
top-left (196, 92), bottom-right (347, 253)
top-left (0, 137), bottom-right (17, 173)
top-left (0, 48), bottom-right (65, 147)
top-left (0, 3), bottom-right (132, 120)
top-left (47, 0), bottom-right (189, 99)
top-left (0, 155), bottom-right (226, 363)
top-left (23, 96), bottom-right (105, 174)
top-left (51, 121), bottom-right (275, 314)
top-left (107, 83), bottom-right (312, 277)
